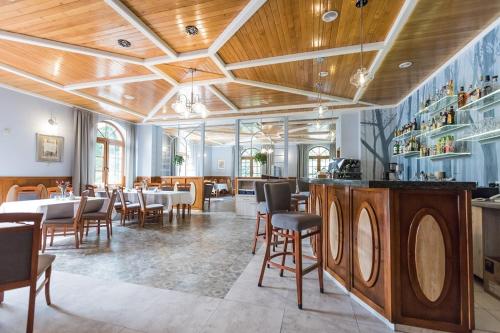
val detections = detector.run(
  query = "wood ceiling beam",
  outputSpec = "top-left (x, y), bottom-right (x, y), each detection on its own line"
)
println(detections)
top-left (145, 65), bottom-right (179, 86)
top-left (238, 101), bottom-right (345, 113)
top-left (64, 74), bottom-right (160, 90)
top-left (0, 62), bottom-right (145, 118)
top-left (353, 0), bottom-right (418, 103)
top-left (210, 53), bottom-right (235, 80)
top-left (225, 42), bottom-right (385, 70)
top-left (233, 78), bottom-right (353, 103)
top-left (0, 30), bottom-right (144, 65)
top-left (206, 85), bottom-right (239, 112)
top-left (103, 0), bottom-right (177, 58)
top-left (208, 0), bottom-right (267, 55)
top-left (143, 87), bottom-right (179, 122)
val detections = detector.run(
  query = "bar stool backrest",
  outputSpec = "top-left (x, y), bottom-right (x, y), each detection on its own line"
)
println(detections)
top-left (264, 182), bottom-right (292, 214)
top-left (254, 181), bottom-right (267, 203)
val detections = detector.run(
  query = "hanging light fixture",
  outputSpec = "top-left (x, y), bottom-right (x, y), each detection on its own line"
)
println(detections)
top-left (171, 68), bottom-right (208, 119)
top-left (313, 58), bottom-right (328, 117)
top-left (350, 0), bottom-right (373, 88)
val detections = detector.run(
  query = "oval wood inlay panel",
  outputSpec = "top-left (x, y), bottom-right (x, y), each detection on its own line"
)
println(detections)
top-left (415, 215), bottom-right (446, 302)
top-left (357, 208), bottom-right (374, 282)
top-left (329, 201), bottom-right (340, 261)
top-left (316, 197), bottom-right (321, 216)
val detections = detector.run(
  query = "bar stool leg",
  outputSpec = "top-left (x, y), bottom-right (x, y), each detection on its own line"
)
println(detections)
top-left (294, 230), bottom-right (303, 309)
top-left (317, 228), bottom-right (324, 293)
top-left (279, 229), bottom-right (289, 277)
top-left (252, 213), bottom-right (261, 254)
top-left (258, 219), bottom-right (272, 287)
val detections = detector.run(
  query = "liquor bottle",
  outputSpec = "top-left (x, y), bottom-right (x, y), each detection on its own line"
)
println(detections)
top-left (479, 76), bottom-right (484, 98)
top-left (483, 75), bottom-right (492, 96)
top-left (447, 106), bottom-right (455, 125)
top-left (421, 119), bottom-right (426, 132)
top-left (393, 141), bottom-right (399, 155)
top-left (412, 118), bottom-right (418, 131)
top-left (492, 75), bottom-right (499, 91)
top-left (447, 80), bottom-right (454, 96)
top-left (442, 110), bottom-right (448, 126)
top-left (458, 86), bottom-right (467, 108)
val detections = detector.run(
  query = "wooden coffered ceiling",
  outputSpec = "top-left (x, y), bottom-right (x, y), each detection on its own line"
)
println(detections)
top-left (0, 0), bottom-right (498, 124)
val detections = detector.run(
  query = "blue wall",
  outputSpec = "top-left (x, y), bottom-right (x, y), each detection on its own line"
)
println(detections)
top-left (360, 25), bottom-right (500, 186)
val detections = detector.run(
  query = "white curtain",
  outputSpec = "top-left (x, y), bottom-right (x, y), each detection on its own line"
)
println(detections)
top-left (72, 108), bottom-right (96, 195)
top-left (126, 124), bottom-right (136, 188)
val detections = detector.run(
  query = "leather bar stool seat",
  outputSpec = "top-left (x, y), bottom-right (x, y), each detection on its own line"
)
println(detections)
top-left (271, 211), bottom-right (321, 231)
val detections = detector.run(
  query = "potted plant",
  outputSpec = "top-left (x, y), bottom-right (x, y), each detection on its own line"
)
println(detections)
top-left (254, 152), bottom-right (267, 165)
top-left (173, 155), bottom-right (184, 166)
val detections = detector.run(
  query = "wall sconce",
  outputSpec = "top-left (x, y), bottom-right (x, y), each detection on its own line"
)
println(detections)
top-left (48, 113), bottom-right (57, 126)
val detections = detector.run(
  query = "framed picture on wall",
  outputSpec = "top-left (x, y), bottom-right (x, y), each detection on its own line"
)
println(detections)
top-left (36, 134), bottom-right (64, 162)
top-left (217, 160), bottom-right (225, 170)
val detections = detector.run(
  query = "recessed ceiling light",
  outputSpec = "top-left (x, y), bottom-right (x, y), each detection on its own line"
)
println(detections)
top-left (355, 0), bottom-right (368, 8)
top-left (322, 11), bottom-right (339, 23)
top-left (399, 61), bottom-right (413, 69)
top-left (123, 94), bottom-right (135, 100)
top-left (185, 25), bottom-right (199, 36)
top-left (117, 39), bottom-right (131, 48)
top-left (319, 71), bottom-right (329, 77)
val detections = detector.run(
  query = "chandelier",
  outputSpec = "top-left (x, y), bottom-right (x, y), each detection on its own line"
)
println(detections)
top-left (171, 68), bottom-right (208, 119)
top-left (350, 0), bottom-right (373, 88)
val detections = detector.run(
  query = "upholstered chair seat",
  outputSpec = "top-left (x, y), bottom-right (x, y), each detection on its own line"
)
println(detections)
top-left (43, 217), bottom-right (74, 225)
top-left (37, 254), bottom-right (56, 277)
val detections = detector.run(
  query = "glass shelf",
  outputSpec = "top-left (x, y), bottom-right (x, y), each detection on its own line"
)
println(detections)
top-left (456, 128), bottom-right (500, 143)
top-left (392, 130), bottom-right (421, 141)
top-left (416, 95), bottom-right (457, 116)
top-left (393, 151), bottom-right (420, 158)
top-left (416, 152), bottom-right (471, 161)
top-left (416, 124), bottom-right (470, 138)
top-left (457, 88), bottom-right (500, 112)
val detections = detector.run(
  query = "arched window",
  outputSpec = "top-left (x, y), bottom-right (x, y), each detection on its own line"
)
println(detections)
top-left (308, 146), bottom-right (330, 177)
top-left (241, 148), bottom-right (261, 177)
top-left (95, 122), bottom-right (125, 186)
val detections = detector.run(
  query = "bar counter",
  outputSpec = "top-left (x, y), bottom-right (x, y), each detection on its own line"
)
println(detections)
top-left (302, 178), bottom-right (476, 333)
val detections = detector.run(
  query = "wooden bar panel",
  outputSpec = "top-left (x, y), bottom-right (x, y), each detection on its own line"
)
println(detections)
top-left (325, 185), bottom-right (350, 288)
top-left (0, 176), bottom-right (72, 204)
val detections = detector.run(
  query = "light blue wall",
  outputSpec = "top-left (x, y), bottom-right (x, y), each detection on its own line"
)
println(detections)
top-left (205, 146), bottom-right (234, 176)
top-left (361, 24), bottom-right (500, 186)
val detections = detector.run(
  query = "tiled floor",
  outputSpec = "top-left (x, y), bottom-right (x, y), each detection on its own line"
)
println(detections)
top-left (1, 196), bottom-right (500, 332)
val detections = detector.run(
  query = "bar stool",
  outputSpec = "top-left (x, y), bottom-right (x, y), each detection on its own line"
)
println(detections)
top-left (251, 181), bottom-right (269, 254)
top-left (258, 182), bottom-right (323, 309)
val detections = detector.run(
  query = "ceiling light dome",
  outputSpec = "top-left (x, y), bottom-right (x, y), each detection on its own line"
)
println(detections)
top-left (322, 11), bottom-right (339, 23)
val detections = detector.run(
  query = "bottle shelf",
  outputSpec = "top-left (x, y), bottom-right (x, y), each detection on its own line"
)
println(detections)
top-left (416, 152), bottom-right (471, 161)
top-left (416, 95), bottom-right (457, 116)
top-left (416, 124), bottom-right (470, 138)
top-left (457, 88), bottom-right (500, 112)
top-left (393, 151), bottom-right (420, 158)
top-left (392, 130), bottom-right (421, 141)
top-left (456, 128), bottom-right (500, 143)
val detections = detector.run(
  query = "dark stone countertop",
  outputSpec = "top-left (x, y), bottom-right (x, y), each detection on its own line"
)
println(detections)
top-left (301, 178), bottom-right (476, 190)
top-left (471, 200), bottom-right (500, 209)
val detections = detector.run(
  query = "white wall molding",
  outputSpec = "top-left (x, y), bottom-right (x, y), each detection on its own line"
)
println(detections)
top-left (176, 77), bottom-right (231, 88)
top-left (103, 0), bottom-right (177, 58)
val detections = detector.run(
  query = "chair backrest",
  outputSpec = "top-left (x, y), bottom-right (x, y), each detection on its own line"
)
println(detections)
top-left (104, 186), bottom-right (111, 198)
top-left (204, 183), bottom-right (214, 199)
top-left (286, 179), bottom-right (297, 194)
top-left (117, 187), bottom-right (127, 209)
top-left (46, 187), bottom-right (60, 199)
top-left (297, 179), bottom-right (309, 192)
top-left (11, 185), bottom-right (45, 201)
top-left (161, 184), bottom-right (174, 191)
top-left (85, 185), bottom-right (96, 197)
top-left (137, 188), bottom-right (146, 210)
top-left (177, 183), bottom-right (190, 192)
top-left (254, 181), bottom-right (267, 203)
top-left (106, 190), bottom-right (118, 218)
top-left (173, 182), bottom-right (179, 191)
top-left (0, 213), bottom-right (43, 290)
top-left (188, 182), bottom-right (196, 205)
top-left (264, 182), bottom-right (291, 214)
top-left (80, 190), bottom-right (90, 198)
top-left (74, 196), bottom-right (88, 224)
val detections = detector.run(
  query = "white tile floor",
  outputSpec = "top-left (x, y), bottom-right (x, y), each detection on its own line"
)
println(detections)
top-left (2, 248), bottom-right (500, 332)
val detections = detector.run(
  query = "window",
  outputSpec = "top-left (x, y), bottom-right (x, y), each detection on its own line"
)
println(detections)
top-left (95, 122), bottom-right (125, 187)
top-left (240, 148), bottom-right (261, 177)
top-left (308, 146), bottom-right (330, 178)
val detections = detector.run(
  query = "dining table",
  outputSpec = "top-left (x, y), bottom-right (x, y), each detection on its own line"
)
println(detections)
top-left (213, 183), bottom-right (229, 196)
top-left (99, 189), bottom-right (193, 223)
top-left (0, 197), bottom-right (106, 221)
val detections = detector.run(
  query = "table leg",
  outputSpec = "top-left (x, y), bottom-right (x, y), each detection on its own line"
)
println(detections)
top-left (182, 204), bottom-right (186, 218)
top-left (169, 210), bottom-right (173, 223)
top-left (0, 291), bottom-right (4, 303)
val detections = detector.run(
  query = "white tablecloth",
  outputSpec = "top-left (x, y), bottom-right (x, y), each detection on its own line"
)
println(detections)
top-left (0, 197), bottom-right (106, 221)
top-left (213, 183), bottom-right (228, 192)
top-left (123, 190), bottom-right (192, 211)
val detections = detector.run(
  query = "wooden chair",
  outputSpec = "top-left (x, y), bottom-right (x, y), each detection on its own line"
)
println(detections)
top-left (252, 181), bottom-right (269, 254)
top-left (6, 185), bottom-right (45, 202)
top-left (137, 188), bottom-right (163, 227)
top-left (0, 213), bottom-right (54, 333)
top-left (85, 185), bottom-right (96, 197)
top-left (42, 196), bottom-right (88, 252)
top-left (81, 190), bottom-right (117, 240)
top-left (45, 187), bottom-right (60, 199)
top-left (203, 183), bottom-right (214, 210)
top-left (117, 187), bottom-right (140, 226)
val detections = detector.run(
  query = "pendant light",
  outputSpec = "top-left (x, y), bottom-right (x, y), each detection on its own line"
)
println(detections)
top-left (350, 0), bottom-right (373, 88)
top-left (171, 69), bottom-right (208, 119)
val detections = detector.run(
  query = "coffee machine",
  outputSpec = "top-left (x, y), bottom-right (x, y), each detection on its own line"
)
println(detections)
top-left (385, 163), bottom-right (403, 180)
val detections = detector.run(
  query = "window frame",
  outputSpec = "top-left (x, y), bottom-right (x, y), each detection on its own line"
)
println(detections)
top-left (240, 148), bottom-right (261, 177)
top-left (96, 122), bottom-right (125, 187)
top-left (308, 146), bottom-right (330, 178)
